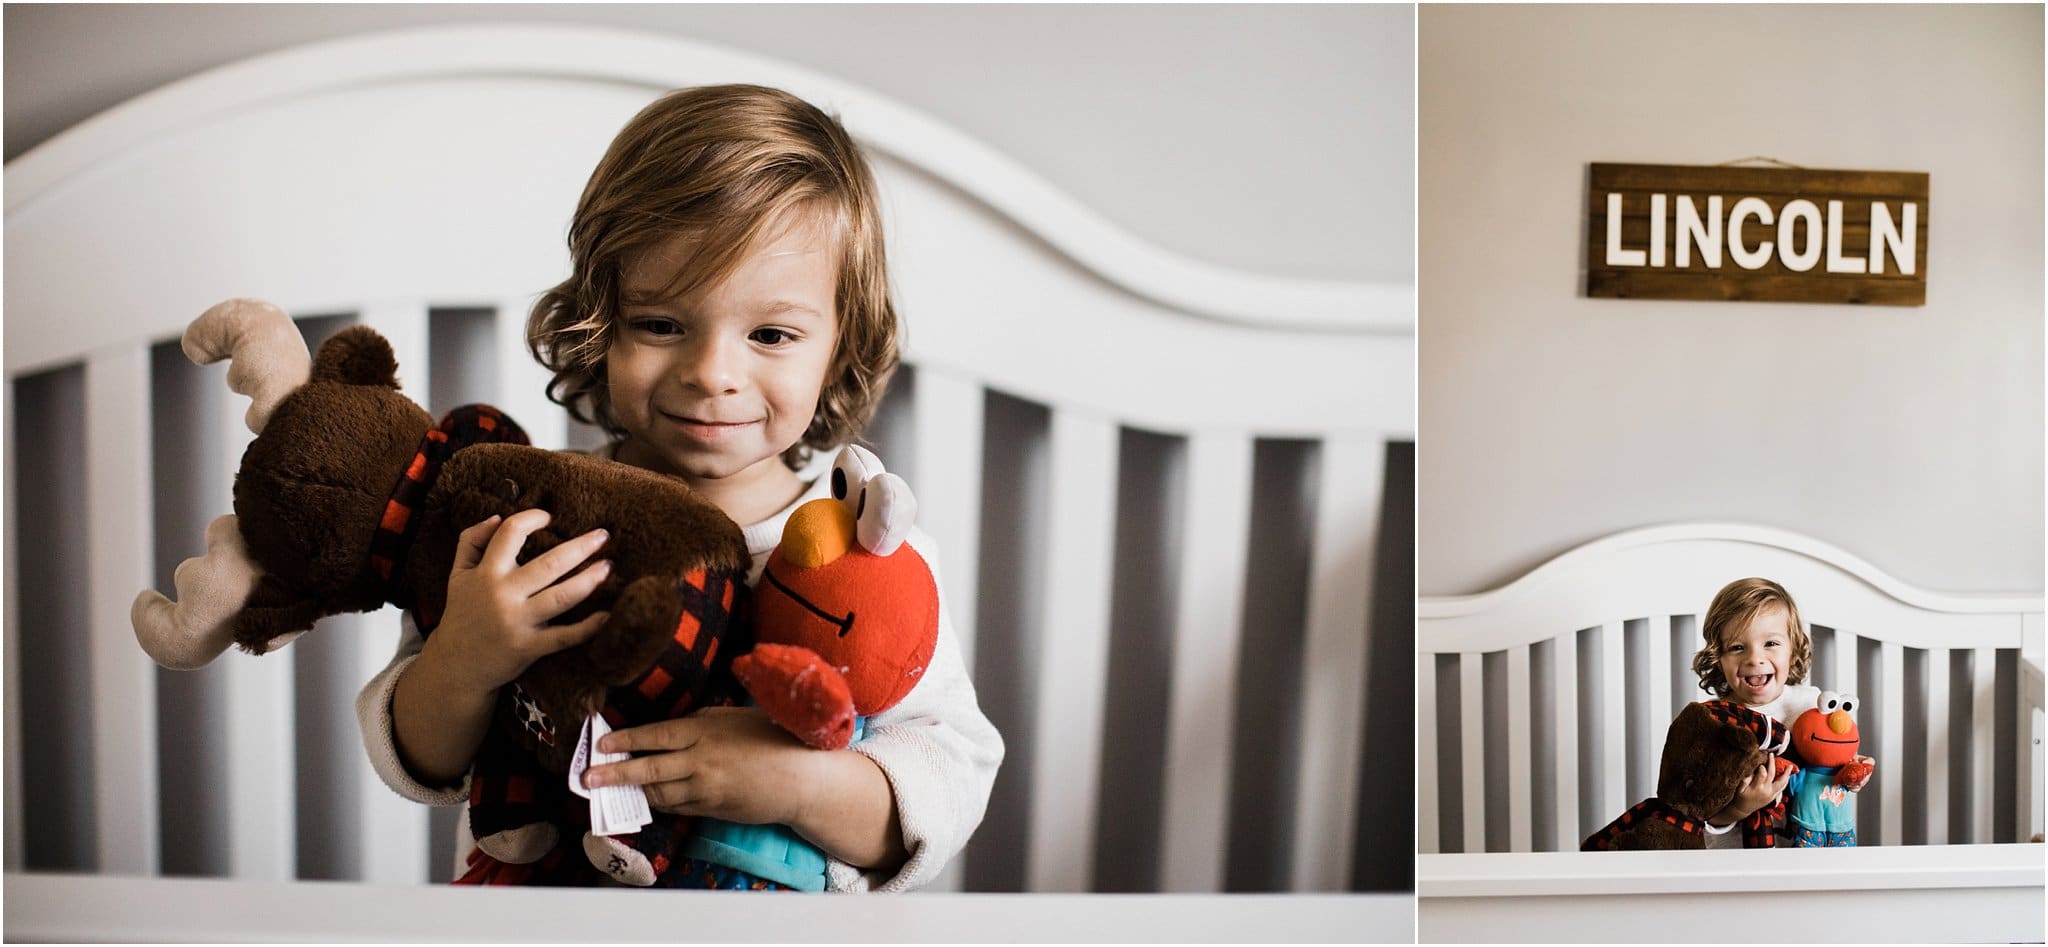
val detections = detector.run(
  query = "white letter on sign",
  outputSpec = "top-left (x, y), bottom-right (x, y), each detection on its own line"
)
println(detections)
top-left (1729, 197), bottom-right (1774, 270)
top-left (1606, 193), bottom-right (1646, 266)
top-left (1778, 199), bottom-right (1823, 273)
top-left (1676, 195), bottom-right (1722, 269)
top-left (1869, 202), bottom-right (1917, 276)
top-left (1825, 200), bottom-right (1867, 274)
top-left (1648, 193), bottom-right (1667, 267)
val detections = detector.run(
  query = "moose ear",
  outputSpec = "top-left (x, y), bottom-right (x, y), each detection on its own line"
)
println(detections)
top-left (309, 325), bottom-right (402, 389)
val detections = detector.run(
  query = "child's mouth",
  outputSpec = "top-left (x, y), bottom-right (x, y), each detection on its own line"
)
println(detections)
top-left (1742, 673), bottom-right (1774, 690)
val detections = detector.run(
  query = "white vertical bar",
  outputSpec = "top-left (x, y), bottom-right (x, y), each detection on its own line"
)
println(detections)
top-left (910, 369), bottom-right (985, 672)
top-left (86, 349), bottom-right (159, 876)
top-left (1417, 653), bottom-right (1439, 855)
top-left (351, 303), bottom-right (435, 881)
top-left (1971, 647), bottom-right (1996, 844)
top-left (1506, 646), bottom-right (1532, 853)
top-left (2026, 614), bottom-right (2045, 842)
top-left (218, 366), bottom-right (293, 881)
top-left (1834, 629), bottom-right (1859, 703)
top-left (356, 303), bottom-right (431, 412)
top-left (1880, 641), bottom-right (1904, 846)
top-left (1159, 433), bottom-right (1253, 893)
top-left (1646, 615), bottom-right (1672, 729)
top-left (1291, 434), bottom-right (1379, 888)
top-left (4, 375), bottom-right (23, 870)
top-left (1023, 413), bottom-right (1117, 893)
top-left (1926, 648), bottom-right (1950, 844)
top-left (1552, 631), bottom-right (1580, 852)
top-left (1458, 652), bottom-right (1485, 854)
top-left (1599, 623), bottom-right (1625, 822)
top-left (350, 607), bottom-right (430, 884)
top-left (494, 294), bottom-right (567, 450)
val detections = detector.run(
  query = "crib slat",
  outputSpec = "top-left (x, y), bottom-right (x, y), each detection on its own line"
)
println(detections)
top-left (1833, 629), bottom-right (1859, 703)
top-left (910, 368), bottom-right (985, 670)
top-left (495, 294), bottom-right (567, 450)
top-left (1025, 413), bottom-right (1116, 892)
top-left (1880, 641), bottom-right (1904, 845)
top-left (1598, 623), bottom-right (1626, 823)
top-left (1506, 646), bottom-right (1532, 853)
top-left (1646, 615), bottom-right (1672, 728)
top-left (350, 606), bottom-right (430, 883)
top-left (1459, 652), bottom-right (1485, 853)
top-left (3, 381), bottom-right (20, 871)
top-left (1926, 648), bottom-right (1950, 844)
top-left (1159, 433), bottom-right (1253, 892)
top-left (352, 303), bottom-right (437, 881)
top-left (1971, 647), bottom-right (1995, 843)
top-left (87, 349), bottom-right (159, 875)
top-left (1552, 631), bottom-right (1580, 852)
top-left (1291, 434), bottom-right (1378, 887)
top-left (1418, 654), bottom-right (1440, 855)
top-left (215, 374), bottom-right (294, 880)
top-left (356, 303), bottom-right (430, 410)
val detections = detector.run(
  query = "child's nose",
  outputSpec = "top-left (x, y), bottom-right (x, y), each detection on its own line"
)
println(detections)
top-left (680, 337), bottom-right (741, 393)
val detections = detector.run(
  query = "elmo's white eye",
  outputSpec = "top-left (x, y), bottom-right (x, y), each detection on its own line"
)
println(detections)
top-left (1838, 694), bottom-right (1857, 714)
top-left (1818, 691), bottom-right (1841, 713)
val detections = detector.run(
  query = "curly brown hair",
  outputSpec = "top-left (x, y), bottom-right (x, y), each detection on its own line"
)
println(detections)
top-left (1690, 577), bottom-right (1812, 697)
top-left (527, 84), bottom-right (899, 469)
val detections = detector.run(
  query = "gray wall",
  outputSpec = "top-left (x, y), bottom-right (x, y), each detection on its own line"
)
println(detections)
top-left (3, 2), bottom-right (1414, 288)
top-left (1419, 4), bottom-right (2043, 597)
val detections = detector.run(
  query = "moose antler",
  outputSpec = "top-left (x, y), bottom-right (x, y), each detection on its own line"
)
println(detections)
top-left (183, 298), bottom-right (310, 434)
top-left (132, 515), bottom-right (265, 669)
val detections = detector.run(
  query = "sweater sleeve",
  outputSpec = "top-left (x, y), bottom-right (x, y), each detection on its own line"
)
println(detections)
top-left (823, 529), bottom-right (1005, 892)
top-left (355, 612), bottom-right (472, 806)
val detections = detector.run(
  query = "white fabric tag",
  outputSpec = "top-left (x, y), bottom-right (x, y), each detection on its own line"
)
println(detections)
top-left (567, 714), bottom-right (651, 836)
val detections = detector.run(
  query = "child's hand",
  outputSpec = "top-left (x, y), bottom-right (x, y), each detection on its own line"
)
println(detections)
top-left (1713, 757), bottom-right (1793, 826)
top-left (422, 509), bottom-right (614, 696)
top-left (1836, 755), bottom-right (1875, 791)
top-left (585, 705), bottom-right (908, 871)
top-left (584, 706), bottom-right (824, 827)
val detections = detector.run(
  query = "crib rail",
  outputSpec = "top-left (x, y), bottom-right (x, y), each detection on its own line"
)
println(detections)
top-left (1417, 845), bottom-right (2044, 943)
top-left (1418, 524), bottom-right (2045, 854)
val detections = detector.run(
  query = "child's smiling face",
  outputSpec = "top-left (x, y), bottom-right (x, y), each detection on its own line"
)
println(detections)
top-left (1719, 604), bottom-right (1792, 706)
top-left (607, 210), bottom-right (840, 520)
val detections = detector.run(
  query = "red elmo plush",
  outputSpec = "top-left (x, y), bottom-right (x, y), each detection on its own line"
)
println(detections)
top-left (737, 447), bottom-right (939, 749)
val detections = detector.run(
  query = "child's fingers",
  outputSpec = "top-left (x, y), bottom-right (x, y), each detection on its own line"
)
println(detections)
top-left (537, 610), bottom-right (610, 656)
top-left (584, 746), bottom-right (695, 790)
top-left (479, 508), bottom-right (554, 575)
top-left (597, 717), bottom-right (701, 756)
top-left (529, 559), bottom-right (613, 623)
top-left (452, 515), bottom-right (504, 570)
top-left (508, 527), bottom-right (610, 598)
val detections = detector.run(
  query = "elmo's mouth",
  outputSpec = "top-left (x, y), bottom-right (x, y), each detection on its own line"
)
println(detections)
top-left (1806, 734), bottom-right (1855, 744)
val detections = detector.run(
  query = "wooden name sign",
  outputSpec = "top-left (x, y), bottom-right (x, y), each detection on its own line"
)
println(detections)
top-left (1587, 163), bottom-right (1928, 306)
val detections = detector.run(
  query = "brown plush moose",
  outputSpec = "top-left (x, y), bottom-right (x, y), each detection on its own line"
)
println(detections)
top-left (1581, 700), bottom-right (1799, 850)
top-left (131, 298), bottom-right (752, 883)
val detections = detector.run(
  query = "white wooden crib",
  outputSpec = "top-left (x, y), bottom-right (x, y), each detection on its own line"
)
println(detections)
top-left (1416, 523), bottom-right (2044, 942)
top-left (2, 25), bottom-right (1413, 940)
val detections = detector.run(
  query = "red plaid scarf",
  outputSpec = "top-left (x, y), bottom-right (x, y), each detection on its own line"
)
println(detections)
top-left (371, 404), bottom-right (526, 627)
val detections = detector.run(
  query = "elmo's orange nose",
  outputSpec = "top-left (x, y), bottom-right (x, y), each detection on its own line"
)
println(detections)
top-left (1828, 710), bottom-right (1853, 734)
top-left (782, 498), bottom-right (854, 568)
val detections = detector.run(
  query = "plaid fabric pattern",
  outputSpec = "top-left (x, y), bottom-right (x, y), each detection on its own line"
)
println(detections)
top-left (1581, 797), bottom-right (1702, 850)
top-left (372, 403), bottom-right (529, 621)
top-left (603, 568), bottom-right (754, 728)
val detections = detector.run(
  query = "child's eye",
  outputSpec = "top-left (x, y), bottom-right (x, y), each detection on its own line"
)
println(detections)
top-left (630, 317), bottom-right (683, 337)
top-left (750, 327), bottom-right (797, 346)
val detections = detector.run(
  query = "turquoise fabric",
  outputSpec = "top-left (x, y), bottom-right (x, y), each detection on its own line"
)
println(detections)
top-left (1787, 765), bottom-right (1857, 834)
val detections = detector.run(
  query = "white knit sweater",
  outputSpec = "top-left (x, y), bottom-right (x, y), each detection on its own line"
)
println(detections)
top-left (354, 470), bottom-right (1005, 891)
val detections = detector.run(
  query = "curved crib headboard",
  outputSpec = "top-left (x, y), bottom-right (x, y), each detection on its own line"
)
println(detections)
top-left (3, 24), bottom-right (1412, 899)
top-left (1418, 522), bottom-right (2044, 855)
